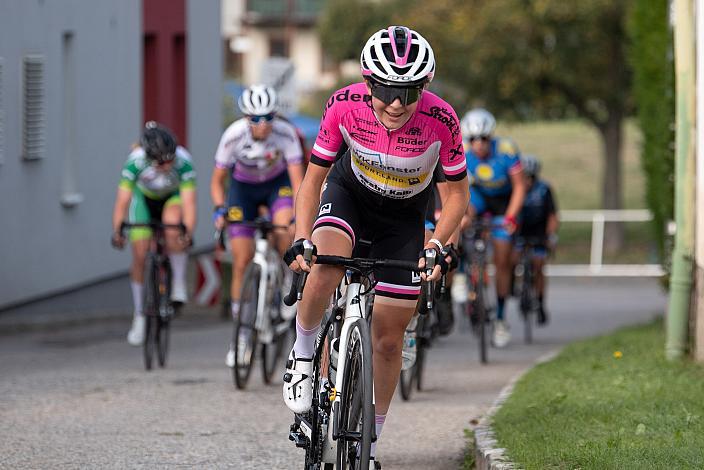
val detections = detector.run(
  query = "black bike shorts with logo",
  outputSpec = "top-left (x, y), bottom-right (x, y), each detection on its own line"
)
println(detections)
top-left (312, 172), bottom-right (424, 301)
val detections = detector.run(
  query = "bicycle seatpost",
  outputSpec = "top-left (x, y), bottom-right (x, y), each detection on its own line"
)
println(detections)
top-left (424, 249), bottom-right (436, 311)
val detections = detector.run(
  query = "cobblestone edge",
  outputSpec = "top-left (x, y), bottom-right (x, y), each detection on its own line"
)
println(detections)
top-left (473, 349), bottom-right (561, 470)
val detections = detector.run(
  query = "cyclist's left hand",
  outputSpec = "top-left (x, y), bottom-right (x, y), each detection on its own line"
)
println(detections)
top-left (179, 232), bottom-right (193, 248)
top-left (503, 214), bottom-right (518, 234)
top-left (442, 243), bottom-right (460, 273)
top-left (418, 246), bottom-right (442, 282)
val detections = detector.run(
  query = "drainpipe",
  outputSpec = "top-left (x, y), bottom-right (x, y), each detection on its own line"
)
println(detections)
top-left (666, 0), bottom-right (696, 360)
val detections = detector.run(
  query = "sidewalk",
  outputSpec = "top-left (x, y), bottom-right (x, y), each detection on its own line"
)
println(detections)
top-left (0, 258), bottom-right (222, 335)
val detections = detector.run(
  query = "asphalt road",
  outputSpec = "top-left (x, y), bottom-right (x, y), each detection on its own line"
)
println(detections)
top-left (0, 277), bottom-right (666, 469)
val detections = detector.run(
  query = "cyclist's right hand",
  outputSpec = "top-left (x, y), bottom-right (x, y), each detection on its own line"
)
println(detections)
top-left (284, 238), bottom-right (317, 273)
top-left (213, 206), bottom-right (227, 230)
top-left (111, 231), bottom-right (126, 250)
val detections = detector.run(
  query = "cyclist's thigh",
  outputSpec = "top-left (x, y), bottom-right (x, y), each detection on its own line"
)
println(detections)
top-left (227, 178), bottom-right (261, 240)
top-left (267, 171), bottom-right (294, 221)
top-left (369, 207), bottom-right (424, 310)
top-left (128, 189), bottom-right (153, 242)
top-left (311, 176), bottom-right (361, 254)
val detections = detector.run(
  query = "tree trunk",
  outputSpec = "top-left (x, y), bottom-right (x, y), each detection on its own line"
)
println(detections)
top-left (599, 113), bottom-right (625, 253)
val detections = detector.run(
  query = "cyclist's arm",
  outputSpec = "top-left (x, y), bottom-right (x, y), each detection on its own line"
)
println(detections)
top-left (436, 181), bottom-right (460, 246)
top-left (428, 176), bottom-right (468, 249)
top-left (112, 187), bottom-right (132, 233)
top-left (180, 188), bottom-right (197, 235)
top-left (210, 167), bottom-right (229, 208)
top-left (293, 163), bottom-right (331, 241)
top-left (506, 169), bottom-right (526, 220)
top-left (287, 162), bottom-right (305, 207)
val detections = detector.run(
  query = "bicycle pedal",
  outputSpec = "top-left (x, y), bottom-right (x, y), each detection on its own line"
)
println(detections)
top-left (288, 423), bottom-right (309, 448)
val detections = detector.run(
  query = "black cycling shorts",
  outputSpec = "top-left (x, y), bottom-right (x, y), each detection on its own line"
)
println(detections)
top-left (312, 173), bottom-right (424, 301)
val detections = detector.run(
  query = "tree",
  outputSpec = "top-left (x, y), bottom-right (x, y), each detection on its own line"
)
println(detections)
top-left (398, 0), bottom-right (633, 249)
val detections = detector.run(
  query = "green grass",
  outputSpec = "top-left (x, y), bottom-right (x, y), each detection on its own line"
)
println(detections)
top-left (462, 428), bottom-right (477, 469)
top-left (499, 120), bottom-right (645, 210)
top-left (490, 320), bottom-right (704, 469)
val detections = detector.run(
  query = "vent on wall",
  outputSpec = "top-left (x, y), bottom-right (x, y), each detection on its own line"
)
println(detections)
top-left (22, 55), bottom-right (45, 160)
top-left (0, 58), bottom-right (4, 164)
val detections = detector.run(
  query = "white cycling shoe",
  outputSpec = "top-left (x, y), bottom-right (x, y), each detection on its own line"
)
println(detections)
top-left (282, 350), bottom-right (313, 414)
top-left (170, 280), bottom-right (188, 304)
top-left (127, 315), bottom-right (146, 346)
top-left (492, 320), bottom-right (511, 348)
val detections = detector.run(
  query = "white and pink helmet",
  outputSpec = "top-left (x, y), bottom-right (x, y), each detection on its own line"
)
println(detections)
top-left (360, 26), bottom-right (435, 86)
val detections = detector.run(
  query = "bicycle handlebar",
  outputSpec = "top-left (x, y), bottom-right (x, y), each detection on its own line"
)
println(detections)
top-left (120, 222), bottom-right (186, 234)
top-left (282, 254), bottom-right (422, 307)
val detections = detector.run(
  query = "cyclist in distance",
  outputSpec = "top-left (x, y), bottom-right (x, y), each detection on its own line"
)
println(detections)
top-left (461, 108), bottom-right (526, 348)
top-left (282, 26), bottom-right (469, 467)
top-left (210, 84), bottom-right (305, 368)
top-left (111, 122), bottom-right (196, 346)
top-left (515, 155), bottom-right (559, 325)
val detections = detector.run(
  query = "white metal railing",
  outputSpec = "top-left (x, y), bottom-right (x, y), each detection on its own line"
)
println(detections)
top-left (546, 209), bottom-right (665, 277)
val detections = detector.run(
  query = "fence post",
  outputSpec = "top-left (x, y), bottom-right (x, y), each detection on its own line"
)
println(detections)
top-left (590, 213), bottom-right (605, 271)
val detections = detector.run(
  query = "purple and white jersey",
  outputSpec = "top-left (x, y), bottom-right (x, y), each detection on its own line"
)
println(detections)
top-left (214, 117), bottom-right (303, 184)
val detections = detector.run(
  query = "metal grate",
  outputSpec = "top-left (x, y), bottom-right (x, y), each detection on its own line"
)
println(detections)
top-left (22, 55), bottom-right (45, 160)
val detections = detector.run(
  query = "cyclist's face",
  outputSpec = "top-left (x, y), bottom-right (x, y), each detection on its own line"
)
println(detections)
top-left (366, 83), bottom-right (418, 130)
top-left (470, 136), bottom-right (491, 158)
top-left (152, 159), bottom-right (174, 171)
top-left (249, 121), bottom-right (273, 140)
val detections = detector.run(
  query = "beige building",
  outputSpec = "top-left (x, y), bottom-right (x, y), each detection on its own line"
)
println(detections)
top-left (222, 0), bottom-right (338, 94)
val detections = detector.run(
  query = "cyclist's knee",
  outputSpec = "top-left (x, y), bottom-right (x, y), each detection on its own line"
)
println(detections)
top-left (374, 334), bottom-right (402, 359)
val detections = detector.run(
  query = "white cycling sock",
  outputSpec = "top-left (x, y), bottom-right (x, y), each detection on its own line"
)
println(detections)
top-left (231, 300), bottom-right (240, 320)
top-left (169, 252), bottom-right (188, 287)
top-left (131, 281), bottom-right (144, 317)
top-left (293, 317), bottom-right (319, 359)
top-left (370, 414), bottom-right (386, 458)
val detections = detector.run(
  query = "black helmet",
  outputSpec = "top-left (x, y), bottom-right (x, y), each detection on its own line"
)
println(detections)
top-left (141, 121), bottom-right (177, 163)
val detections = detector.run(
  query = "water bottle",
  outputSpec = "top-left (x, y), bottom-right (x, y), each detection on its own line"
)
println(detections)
top-left (328, 338), bottom-right (340, 386)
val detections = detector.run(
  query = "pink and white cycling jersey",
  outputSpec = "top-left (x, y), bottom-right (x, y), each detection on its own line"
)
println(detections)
top-left (214, 117), bottom-right (303, 184)
top-left (310, 82), bottom-right (466, 200)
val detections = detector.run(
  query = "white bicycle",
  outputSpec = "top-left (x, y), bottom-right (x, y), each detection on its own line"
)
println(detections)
top-left (219, 217), bottom-right (294, 389)
top-left (285, 244), bottom-right (431, 469)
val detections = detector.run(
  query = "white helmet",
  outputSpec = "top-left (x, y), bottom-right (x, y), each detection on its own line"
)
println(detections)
top-left (461, 108), bottom-right (496, 138)
top-left (238, 84), bottom-right (277, 116)
top-left (521, 155), bottom-right (541, 176)
top-left (360, 26), bottom-right (435, 86)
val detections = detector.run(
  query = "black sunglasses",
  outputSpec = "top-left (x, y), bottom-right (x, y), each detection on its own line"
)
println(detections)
top-left (369, 82), bottom-right (424, 106)
top-left (469, 135), bottom-right (491, 143)
top-left (248, 113), bottom-right (275, 124)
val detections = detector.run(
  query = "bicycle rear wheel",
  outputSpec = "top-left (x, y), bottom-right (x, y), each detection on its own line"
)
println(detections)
top-left (336, 318), bottom-right (374, 469)
top-left (157, 261), bottom-right (172, 367)
top-left (398, 366), bottom-right (414, 401)
top-left (233, 263), bottom-right (260, 389)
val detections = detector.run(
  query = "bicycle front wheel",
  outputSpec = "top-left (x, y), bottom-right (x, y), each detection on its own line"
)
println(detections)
top-left (475, 266), bottom-right (488, 365)
top-left (233, 263), bottom-right (260, 389)
top-left (157, 316), bottom-right (170, 367)
top-left (336, 318), bottom-right (374, 469)
top-left (142, 253), bottom-right (159, 371)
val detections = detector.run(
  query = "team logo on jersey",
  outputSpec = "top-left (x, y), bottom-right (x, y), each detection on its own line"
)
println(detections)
top-left (476, 164), bottom-right (494, 181)
top-left (278, 186), bottom-right (293, 197)
top-left (319, 203), bottom-right (332, 215)
top-left (228, 207), bottom-right (244, 221)
top-left (411, 271), bottom-right (421, 284)
top-left (407, 127), bottom-right (422, 136)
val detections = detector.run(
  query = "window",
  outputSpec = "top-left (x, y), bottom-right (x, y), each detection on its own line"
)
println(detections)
top-left (22, 55), bottom-right (45, 160)
top-left (269, 36), bottom-right (288, 57)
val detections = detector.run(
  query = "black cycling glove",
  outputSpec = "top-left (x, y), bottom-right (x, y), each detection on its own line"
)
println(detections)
top-left (442, 243), bottom-right (460, 273)
top-left (284, 238), bottom-right (317, 266)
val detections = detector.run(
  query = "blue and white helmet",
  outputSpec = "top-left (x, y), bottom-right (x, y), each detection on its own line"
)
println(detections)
top-left (238, 84), bottom-right (277, 116)
top-left (521, 155), bottom-right (541, 177)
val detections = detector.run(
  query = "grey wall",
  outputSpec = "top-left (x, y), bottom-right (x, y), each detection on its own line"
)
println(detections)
top-left (0, 0), bottom-right (222, 308)
top-left (187, 0), bottom-right (224, 248)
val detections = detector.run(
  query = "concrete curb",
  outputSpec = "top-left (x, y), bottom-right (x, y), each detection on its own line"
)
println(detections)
top-left (473, 349), bottom-right (561, 470)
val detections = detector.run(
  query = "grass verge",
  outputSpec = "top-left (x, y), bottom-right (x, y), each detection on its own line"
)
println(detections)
top-left (462, 428), bottom-right (476, 469)
top-left (490, 320), bottom-right (704, 469)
